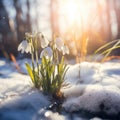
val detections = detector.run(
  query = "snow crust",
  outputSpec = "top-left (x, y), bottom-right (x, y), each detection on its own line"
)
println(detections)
top-left (0, 59), bottom-right (50, 120)
top-left (63, 62), bottom-right (120, 115)
top-left (0, 59), bottom-right (120, 119)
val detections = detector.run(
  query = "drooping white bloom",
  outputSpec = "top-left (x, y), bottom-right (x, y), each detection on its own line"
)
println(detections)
top-left (40, 47), bottom-right (53, 59)
top-left (25, 32), bottom-right (34, 38)
top-left (55, 37), bottom-right (64, 51)
top-left (62, 45), bottom-right (69, 55)
top-left (40, 34), bottom-right (49, 48)
top-left (18, 40), bottom-right (31, 54)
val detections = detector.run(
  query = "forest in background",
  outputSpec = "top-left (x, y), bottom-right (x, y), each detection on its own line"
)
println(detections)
top-left (0, 0), bottom-right (120, 58)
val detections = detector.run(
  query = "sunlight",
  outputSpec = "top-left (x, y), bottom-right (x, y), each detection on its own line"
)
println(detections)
top-left (60, 0), bottom-right (91, 25)
top-left (59, 0), bottom-right (98, 56)
top-left (59, 0), bottom-right (93, 32)
top-left (60, 0), bottom-right (81, 26)
top-left (63, 0), bottom-right (79, 24)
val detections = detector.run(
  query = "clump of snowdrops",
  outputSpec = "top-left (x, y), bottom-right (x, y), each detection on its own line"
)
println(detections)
top-left (18, 32), bottom-right (69, 97)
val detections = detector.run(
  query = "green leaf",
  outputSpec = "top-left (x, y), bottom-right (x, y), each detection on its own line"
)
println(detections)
top-left (25, 63), bottom-right (34, 82)
top-left (95, 39), bottom-right (120, 54)
top-left (99, 46), bottom-right (120, 55)
top-left (94, 39), bottom-right (120, 62)
top-left (60, 56), bottom-right (64, 64)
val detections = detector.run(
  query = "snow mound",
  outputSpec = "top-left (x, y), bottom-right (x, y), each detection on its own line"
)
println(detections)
top-left (0, 89), bottom-right (50, 120)
top-left (0, 59), bottom-right (50, 120)
top-left (63, 62), bottom-right (120, 115)
top-left (1, 59), bottom-right (120, 119)
top-left (36, 110), bottom-right (68, 120)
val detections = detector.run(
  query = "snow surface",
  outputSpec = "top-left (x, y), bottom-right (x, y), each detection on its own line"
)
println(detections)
top-left (0, 58), bottom-right (120, 119)
top-left (63, 61), bottom-right (120, 115)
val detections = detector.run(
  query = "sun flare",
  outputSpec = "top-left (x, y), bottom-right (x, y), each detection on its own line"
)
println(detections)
top-left (59, 0), bottom-right (81, 26)
top-left (60, 0), bottom-right (90, 25)
top-left (63, 1), bottom-right (79, 24)
top-left (59, 0), bottom-right (92, 31)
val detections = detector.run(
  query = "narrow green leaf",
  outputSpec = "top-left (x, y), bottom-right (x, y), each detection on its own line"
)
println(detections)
top-left (95, 39), bottom-right (120, 54)
top-left (25, 63), bottom-right (34, 82)
top-left (98, 46), bottom-right (120, 57)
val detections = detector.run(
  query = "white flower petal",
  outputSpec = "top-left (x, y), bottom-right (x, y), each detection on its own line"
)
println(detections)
top-left (25, 32), bottom-right (34, 38)
top-left (40, 47), bottom-right (53, 59)
top-left (39, 34), bottom-right (49, 48)
top-left (18, 40), bottom-right (27, 52)
top-left (18, 43), bottom-right (22, 51)
top-left (21, 49), bottom-right (24, 54)
top-left (55, 37), bottom-right (64, 51)
top-left (62, 45), bottom-right (69, 55)
top-left (41, 37), bottom-right (49, 48)
top-left (25, 43), bottom-right (32, 54)
top-left (18, 40), bottom-right (31, 54)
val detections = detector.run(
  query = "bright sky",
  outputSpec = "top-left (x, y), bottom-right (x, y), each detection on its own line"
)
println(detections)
top-left (3, 0), bottom-right (118, 41)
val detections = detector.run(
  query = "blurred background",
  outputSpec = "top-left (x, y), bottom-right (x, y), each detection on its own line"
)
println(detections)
top-left (0, 0), bottom-right (120, 59)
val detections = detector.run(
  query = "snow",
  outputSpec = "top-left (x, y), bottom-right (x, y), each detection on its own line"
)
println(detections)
top-left (0, 58), bottom-right (120, 119)
top-left (63, 61), bottom-right (120, 116)
top-left (40, 110), bottom-right (67, 120)
top-left (0, 59), bottom-right (50, 120)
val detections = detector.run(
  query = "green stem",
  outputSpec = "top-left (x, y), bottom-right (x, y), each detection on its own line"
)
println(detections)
top-left (53, 45), bottom-right (57, 64)
top-left (31, 39), bottom-right (35, 72)
top-left (56, 50), bottom-right (59, 64)
top-left (31, 47), bottom-right (35, 72)
top-left (35, 49), bottom-right (39, 75)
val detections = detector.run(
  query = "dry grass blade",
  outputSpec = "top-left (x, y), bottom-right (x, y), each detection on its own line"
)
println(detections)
top-left (95, 39), bottom-right (120, 62)
top-left (10, 53), bottom-right (23, 74)
top-left (80, 37), bottom-right (88, 62)
top-left (95, 39), bottom-right (120, 54)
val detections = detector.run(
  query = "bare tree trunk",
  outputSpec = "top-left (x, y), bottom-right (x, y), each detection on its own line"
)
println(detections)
top-left (0, 0), bottom-right (11, 57)
top-left (26, 0), bottom-right (31, 32)
top-left (0, 0), bottom-right (10, 35)
top-left (34, 0), bottom-right (39, 31)
top-left (13, 0), bottom-right (24, 42)
top-left (96, 0), bottom-right (106, 41)
top-left (50, 0), bottom-right (60, 36)
top-left (113, 0), bottom-right (120, 39)
top-left (105, 1), bottom-right (112, 41)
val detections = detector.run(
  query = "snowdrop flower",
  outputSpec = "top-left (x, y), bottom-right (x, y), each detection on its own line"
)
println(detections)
top-left (18, 40), bottom-right (31, 54)
top-left (40, 47), bottom-right (53, 59)
top-left (40, 34), bottom-right (49, 48)
top-left (25, 32), bottom-right (34, 38)
top-left (55, 37), bottom-right (64, 51)
top-left (62, 45), bottom-right (69, 55)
